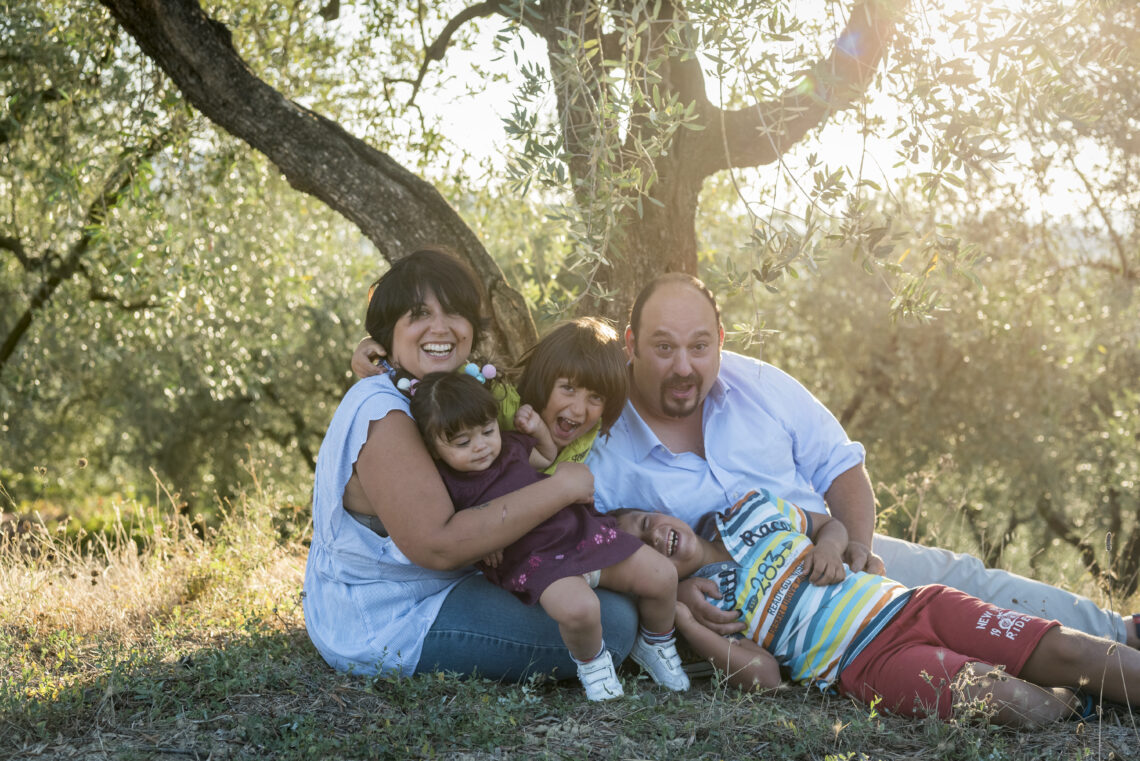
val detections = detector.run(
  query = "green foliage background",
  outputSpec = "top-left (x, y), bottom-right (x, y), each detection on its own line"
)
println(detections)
top-left (2, 0), bottom-right (1138, 598)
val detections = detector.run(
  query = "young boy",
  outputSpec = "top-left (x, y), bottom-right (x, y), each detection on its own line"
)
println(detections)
top-left (616, 490), bottom-right (1139, 725)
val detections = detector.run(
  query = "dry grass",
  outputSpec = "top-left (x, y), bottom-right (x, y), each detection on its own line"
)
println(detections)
top-left (1, 483), bottom-right (1138, 761)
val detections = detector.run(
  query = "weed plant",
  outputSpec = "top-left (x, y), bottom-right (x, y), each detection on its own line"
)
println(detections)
top-left (1, 477), bottom-right (1137, 760)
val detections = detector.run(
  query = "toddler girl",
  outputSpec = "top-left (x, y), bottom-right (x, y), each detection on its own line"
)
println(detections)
top-left (402, 356), bottom-right (688, 701)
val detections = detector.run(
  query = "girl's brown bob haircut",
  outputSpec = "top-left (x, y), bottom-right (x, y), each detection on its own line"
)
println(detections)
top-left (515, 317), bottom-right (628, 433)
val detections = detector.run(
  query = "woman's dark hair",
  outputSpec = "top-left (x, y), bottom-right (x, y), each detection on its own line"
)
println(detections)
top-left (515, 317), bottom-right (628, 433)
top-left (365, 247), bottom-right (485, 358)
top-left (409, 372), bottom-right (499, 453)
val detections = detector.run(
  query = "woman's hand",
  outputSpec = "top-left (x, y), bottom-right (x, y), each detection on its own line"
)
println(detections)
top-left (550, 461), bottom-right (594, 504)
top-left (352, 337), bottom-right (386, 378)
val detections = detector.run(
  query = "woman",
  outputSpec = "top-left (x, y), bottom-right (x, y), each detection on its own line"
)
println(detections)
top-left (302, 248), bottom-right (637, 679)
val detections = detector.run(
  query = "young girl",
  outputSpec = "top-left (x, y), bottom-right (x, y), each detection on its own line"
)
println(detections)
top-left (616, 492), bottom-right (1140, 725)
top-left (497, 317), bottom-right (627, 473)
top-left (404, 368), bottom-right (689, 700)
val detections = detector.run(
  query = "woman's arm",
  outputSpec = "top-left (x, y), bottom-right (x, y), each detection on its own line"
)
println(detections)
top-left (352, 411), bottom-right (592, 571)
top-left (674, 603), bottom-right (780, 691)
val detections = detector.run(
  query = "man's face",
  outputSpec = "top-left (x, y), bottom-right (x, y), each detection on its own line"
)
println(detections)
top-left (626, 281), bottom-right (723, 421)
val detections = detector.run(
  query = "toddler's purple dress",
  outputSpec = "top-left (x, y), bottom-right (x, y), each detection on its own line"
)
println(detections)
top-left (437, 432), bottom-right (642, 605)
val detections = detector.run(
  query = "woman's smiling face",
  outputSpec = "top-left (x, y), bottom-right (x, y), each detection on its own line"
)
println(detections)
top-left (388, 289), bottom-right (473, 379)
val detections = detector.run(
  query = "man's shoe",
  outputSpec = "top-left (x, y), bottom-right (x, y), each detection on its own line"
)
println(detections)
top-left (630, 635), bottom-right (690, 691)
top-left (577, 650), bottom-right (624, 701)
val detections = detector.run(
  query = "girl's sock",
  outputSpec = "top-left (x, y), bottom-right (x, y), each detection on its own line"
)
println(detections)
top-left (570, 641), bottom-right (607, 665)
top-left (638, 626), bottom-right (676, 644)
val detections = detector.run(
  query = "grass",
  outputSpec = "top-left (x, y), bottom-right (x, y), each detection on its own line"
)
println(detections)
top-left (1, 479), bottom-right (1138, 760)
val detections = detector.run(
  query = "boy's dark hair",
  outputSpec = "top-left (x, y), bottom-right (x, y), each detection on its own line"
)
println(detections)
top-left (515, 317), bottom-right (628, 433)
top-left (409, 372), bottom-right (499, 452)
top-left (365, 247), bottom-right (485, 357)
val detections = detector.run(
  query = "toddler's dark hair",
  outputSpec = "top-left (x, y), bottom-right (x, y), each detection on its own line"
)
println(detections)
top-left (409, 372), bottom-right (499, 452)
top-left (515, 317), bottom-right (628, 433)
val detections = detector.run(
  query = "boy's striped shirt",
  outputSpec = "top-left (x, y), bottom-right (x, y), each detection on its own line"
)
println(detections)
top-left (699, 490), bottom-right (911, 688)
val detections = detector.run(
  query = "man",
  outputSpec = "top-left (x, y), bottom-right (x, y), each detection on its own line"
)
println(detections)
top-left (587, 273), bottom-right (1138, 646)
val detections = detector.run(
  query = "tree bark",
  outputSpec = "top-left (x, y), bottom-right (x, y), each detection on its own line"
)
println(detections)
top-left (98, 0), bottom-right (537, 360)
top-left (528, 0), bottom-right (905, 320)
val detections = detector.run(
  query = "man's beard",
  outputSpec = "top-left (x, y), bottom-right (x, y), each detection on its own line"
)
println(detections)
top-left (659, 373), bottom-right (702, 418)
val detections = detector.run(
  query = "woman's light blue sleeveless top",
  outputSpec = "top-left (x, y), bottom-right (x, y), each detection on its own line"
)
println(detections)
top-left (303, 374), bottom-right (472, 675)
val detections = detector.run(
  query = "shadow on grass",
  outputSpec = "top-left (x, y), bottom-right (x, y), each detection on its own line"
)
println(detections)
top-left (4, 621), bottom-right (1138, 761)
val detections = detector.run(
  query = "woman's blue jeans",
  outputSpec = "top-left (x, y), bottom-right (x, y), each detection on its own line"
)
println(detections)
top-left (417, 573), bottom-right (638, 682)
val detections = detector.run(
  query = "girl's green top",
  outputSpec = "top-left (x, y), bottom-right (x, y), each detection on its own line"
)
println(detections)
top-left (494, 383), bottom-right (599, 474)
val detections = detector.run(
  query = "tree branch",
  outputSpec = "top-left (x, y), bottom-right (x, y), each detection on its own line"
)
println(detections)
top-left (261, 382), bottom-right (318, 471)
top-left (0, 86), bottom-right (63, 146)
top-left (409, 1), bottom-right (506, 105)
top-left (1035, 493), bottom-right (1113, 595)
top-left (84, 284), bottom-right (161, 311)
top-left (0, 235), bottom-right (32, 268)
top-left (1, 129), bottom-right (172, 376)
top-left (98, 0), bottom-right (536, 361)
top-left (687, 0), bottom-right (906, 179)
top-left (1068, 156), bottom-right (1133, 280)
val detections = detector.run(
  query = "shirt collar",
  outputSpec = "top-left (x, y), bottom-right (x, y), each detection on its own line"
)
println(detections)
top-left (618, 399), bottom-right (663, 463)
top-left (620, 360), bottom-right (732, 460)
top-left (706, 362), bottom-right (729, 406)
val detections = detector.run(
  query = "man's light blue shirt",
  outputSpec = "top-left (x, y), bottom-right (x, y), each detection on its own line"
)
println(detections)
top-left (588, 351), bottom-right (865, 526)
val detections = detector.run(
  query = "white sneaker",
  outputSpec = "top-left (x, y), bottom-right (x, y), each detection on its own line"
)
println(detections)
top-left (576, 649), bottom-right (624, 701)
top-left (630, 635), bottom-right (690, 691)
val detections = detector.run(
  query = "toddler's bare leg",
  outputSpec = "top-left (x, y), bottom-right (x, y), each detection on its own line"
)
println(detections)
top-left (598, 545), bottom-right (679, 633)
top-left (539, 576), bottom-right (602, 661)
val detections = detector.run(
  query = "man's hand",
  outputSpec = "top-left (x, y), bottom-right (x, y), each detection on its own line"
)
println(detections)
top-left (677, 577), bottom-right (745, 636)
top-left (352, 337), bottom-right (386, 378)
top-left (844, 541), bottom-right (886, 576)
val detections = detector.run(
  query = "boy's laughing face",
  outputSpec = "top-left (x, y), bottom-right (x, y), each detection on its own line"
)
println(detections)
top-left (615, 510), bottom-right (707, 578)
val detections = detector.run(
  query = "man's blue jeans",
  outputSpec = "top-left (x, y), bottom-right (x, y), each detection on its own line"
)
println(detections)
top-left (418, 573), bottom-right (638, 681)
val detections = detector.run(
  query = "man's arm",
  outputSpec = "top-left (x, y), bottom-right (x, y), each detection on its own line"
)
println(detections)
top-left (823, 465), bottom-right (885, 575)
top-left (352, 337), bottom-right (386, 378)
top-left (802, 515), bottom-right (848, 585)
